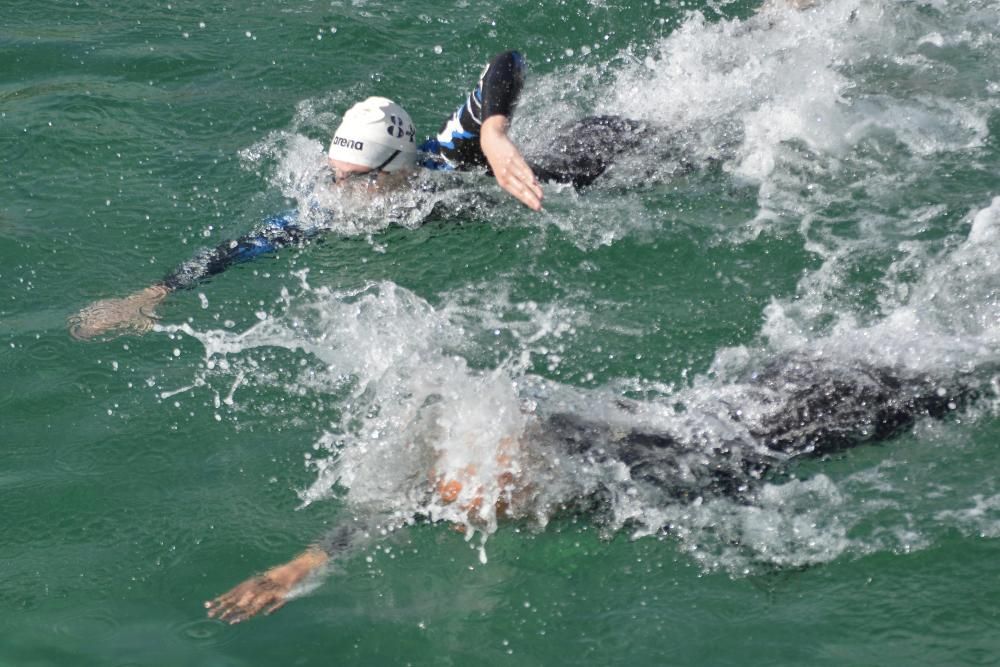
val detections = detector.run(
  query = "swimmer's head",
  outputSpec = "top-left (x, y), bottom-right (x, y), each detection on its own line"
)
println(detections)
top-left (328, 97), bottom-right (417, 174)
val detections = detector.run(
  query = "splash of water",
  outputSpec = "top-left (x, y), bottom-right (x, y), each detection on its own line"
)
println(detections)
top-left (157, 2), bottom-right (1000, 573)
top-left (160, 217), bottom-right (999, 574)
top-left (515, 0), bottom-right (999, 251)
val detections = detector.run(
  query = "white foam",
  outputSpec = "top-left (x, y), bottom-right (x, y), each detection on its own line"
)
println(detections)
top-left (757, 197), bottom-right (1000, 373)
top-left (159, 265), bottom-right (1000, 572)
top-left (164, 281), bottom-right (545, 539)
top-left (936, 494), bottom-right (1000, 539)
top-left (516, 0), bottom-right (999, 245)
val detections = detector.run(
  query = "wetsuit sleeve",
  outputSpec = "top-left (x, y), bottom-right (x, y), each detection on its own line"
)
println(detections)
top-left (314, 522), bottom-right (365, 557)
top-left (419, 50), bottom-right (526, 171)
top-left (160, 211), bottom-right (310, 291)
top-left (479, 50), bottom-right (525, 120)
top-left (313, 512), bottom-right (404, 558)
top-left (528, 115), bottom-right (648, 189)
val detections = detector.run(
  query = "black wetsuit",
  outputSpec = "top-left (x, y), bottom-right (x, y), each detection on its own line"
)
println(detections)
top-left (161, 50), bottom-right (640, 291)
top-left (535, 356), bottom-right (975, 505)
top-left (314, 356), bottom-right (977, 556)
top-left (420, 50), bottom-right (645, 188)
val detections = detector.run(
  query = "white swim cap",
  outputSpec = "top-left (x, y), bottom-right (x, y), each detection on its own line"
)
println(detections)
top-left (328, 97), bottom-right (417, 172)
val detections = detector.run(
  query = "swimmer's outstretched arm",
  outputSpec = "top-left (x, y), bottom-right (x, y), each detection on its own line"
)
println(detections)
top-left (204, 456), bottom-right (520, 625)
top-left (204, 515), bottom-right (398, 624)
top-left (205, 547), bottom-right (330, 623)
top-left (69, 212), bottom-right (310, 340)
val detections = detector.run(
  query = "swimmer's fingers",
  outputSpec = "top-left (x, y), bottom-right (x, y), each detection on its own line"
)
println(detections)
top-left (67, 312), bottom-right (101, 341)
top-left (205, 575), bottom-right (288, 624)
top-left (495, 153), bottom-right (544, 212)
top-left (263, 597), bottom-right (288, 616)
top-left (206, 586), bottom-right (277, 624)
top-left (480, 115), bottom-right (544, 212)
top-left (68, 298), bottom-right (134, 340)
top-left (205, 584), bottom-right (245, 622)
top-left (69, 285), bottom-right (169, 341)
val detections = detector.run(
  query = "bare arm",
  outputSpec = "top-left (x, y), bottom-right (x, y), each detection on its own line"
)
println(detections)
top-left (204, 547), bottom-right (329, 624)
top-left (203, 515), bottom-right (395, 624)
top-left (204, 433), bottom-right (525, 623)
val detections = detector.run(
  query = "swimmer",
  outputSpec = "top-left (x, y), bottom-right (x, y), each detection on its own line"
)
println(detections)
top-left (205, 354), bottom-right (978, 623)
top-left (69, 0), bottom-right (837, 341)
top-left (70, 51), bottom-right (648, 340)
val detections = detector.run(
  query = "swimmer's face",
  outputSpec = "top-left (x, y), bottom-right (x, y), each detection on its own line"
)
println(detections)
top-left (328, 158), bottom-right (410, 193)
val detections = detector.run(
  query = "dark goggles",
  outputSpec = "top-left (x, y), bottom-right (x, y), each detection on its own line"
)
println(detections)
top-left (331, 149), bottom-right (402, 185)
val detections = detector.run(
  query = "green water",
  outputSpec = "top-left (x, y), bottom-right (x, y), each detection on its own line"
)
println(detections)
top-left (4, 0), bottom-right (1000, 664)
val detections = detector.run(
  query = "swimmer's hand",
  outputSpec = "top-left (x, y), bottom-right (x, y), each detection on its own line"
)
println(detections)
top-left (480, 115), bottom-right (544, 212)
top-left (68, 284), bottom-right (170, 340)
top-left (205, 548), bottom-right (329, 624)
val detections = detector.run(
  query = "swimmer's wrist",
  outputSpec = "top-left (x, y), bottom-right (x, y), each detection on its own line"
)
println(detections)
top-left (481, 115), bottom-right (510, 138)
top-left (264, 549), bottom-right (328, 587)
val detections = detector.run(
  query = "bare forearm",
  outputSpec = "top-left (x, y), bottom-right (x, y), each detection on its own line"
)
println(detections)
top-left (481, 114), bottom-right (510, 139)
top-left (205, 512), bottom-right (405, 623)
top-left (265, 547), bottom-right (329, 588)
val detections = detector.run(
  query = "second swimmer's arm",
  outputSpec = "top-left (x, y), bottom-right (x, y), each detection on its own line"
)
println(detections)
top-left (204, 516), bottom-right (390, 624)
top-left (205, 547), bottom-right (329, 624)
top-left (205, 436), bottom-right (526, 625)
